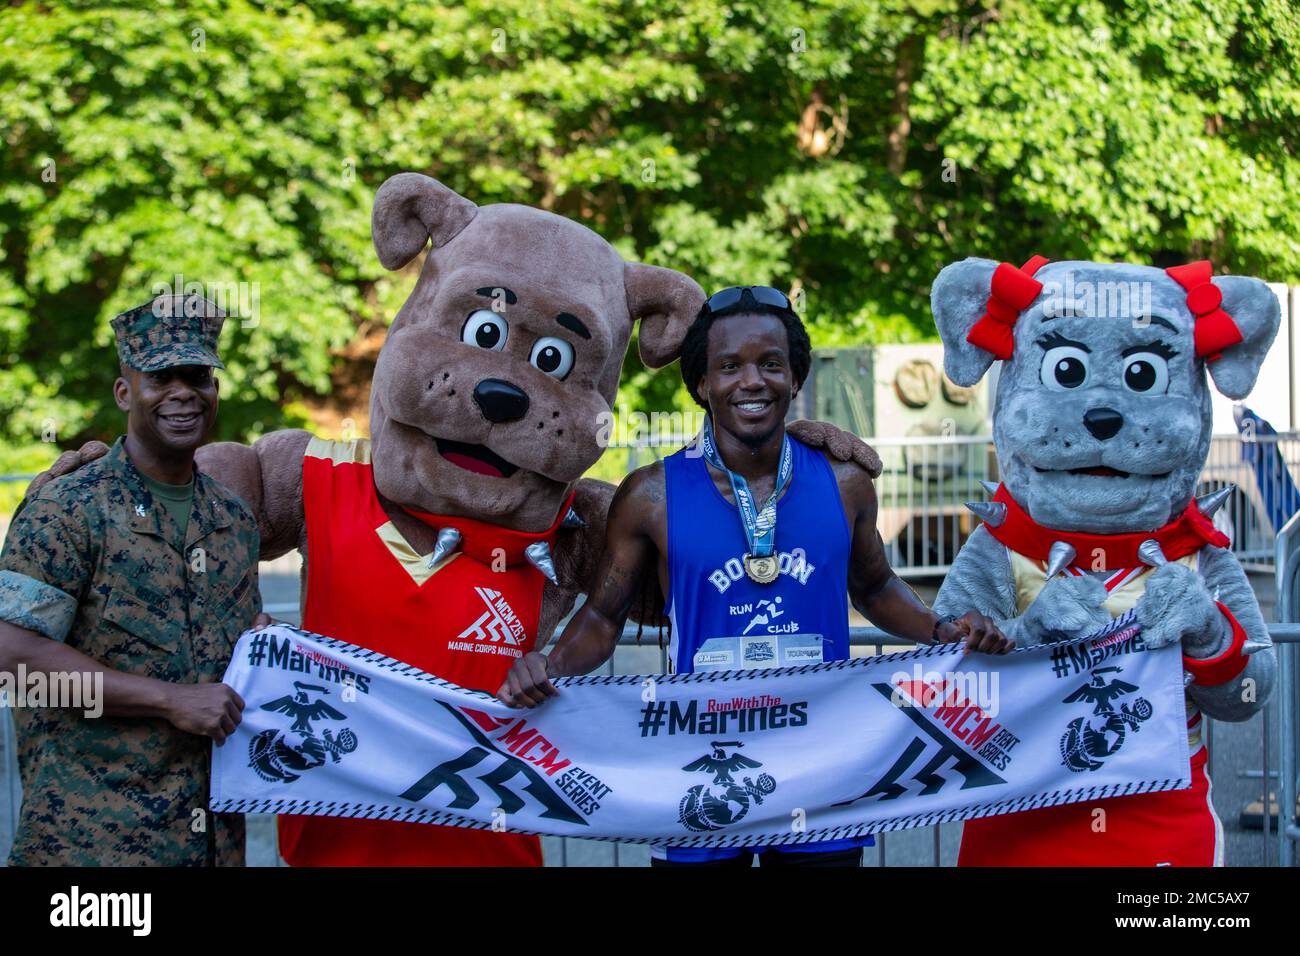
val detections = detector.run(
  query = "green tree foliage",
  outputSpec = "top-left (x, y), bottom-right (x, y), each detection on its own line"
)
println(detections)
top-left (2, 0), bottom-right (1297, 460)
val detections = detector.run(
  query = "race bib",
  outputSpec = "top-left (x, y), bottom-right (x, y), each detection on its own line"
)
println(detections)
top-left (692, 633), bottom-right (826, 671)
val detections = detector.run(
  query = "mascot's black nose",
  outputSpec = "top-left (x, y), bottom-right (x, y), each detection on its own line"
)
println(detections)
top-left (473, 378), bottom-right (530, 423)
top-left (1083, 407), bottom-right (1124, 441)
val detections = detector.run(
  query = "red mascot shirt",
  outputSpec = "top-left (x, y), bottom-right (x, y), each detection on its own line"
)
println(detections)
top-left (277, 437), bottom-right (569, 867)
top-left (957, 486), bottom-right (1230, 866)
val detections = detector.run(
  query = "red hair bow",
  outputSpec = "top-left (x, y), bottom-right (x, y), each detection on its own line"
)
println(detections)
top-left (1165, 261), bottom-right (1243, 362)
top-left (965, 255), bottom-right (1050, 360)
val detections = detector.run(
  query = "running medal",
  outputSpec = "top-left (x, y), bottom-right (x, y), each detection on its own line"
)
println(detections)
top-left (743, 553), bottom-right (780, 584)
top-left (700, 417), bottom-right (792, 586)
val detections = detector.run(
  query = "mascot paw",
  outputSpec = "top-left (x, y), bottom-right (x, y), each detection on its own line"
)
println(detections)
top-left (1021, 574), bottom-right (1111, 643)
top-left (786, 420), bottom-right (882, 478)
top-left (1135, 562), bottom-right (1223, 653)
top-left (24, 440), bottom-right (110, 500)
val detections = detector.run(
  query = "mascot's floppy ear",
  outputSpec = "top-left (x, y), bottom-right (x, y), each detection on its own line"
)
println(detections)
top-left (371, 172), bottom-right (479, 270)
top-left (625, 262), bottom-right (706, 368)
top-left (1204, 276), bottom-right (1282, 400)
top-left (931, 257), bottom-right (1002, 387)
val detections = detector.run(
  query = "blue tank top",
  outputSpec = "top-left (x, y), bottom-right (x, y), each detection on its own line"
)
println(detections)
top-left (659, 434), bottom-right (871, 861)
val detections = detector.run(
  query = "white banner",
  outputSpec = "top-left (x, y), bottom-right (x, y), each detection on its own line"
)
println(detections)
top-left (210, 612), bottom-right (1191, 847)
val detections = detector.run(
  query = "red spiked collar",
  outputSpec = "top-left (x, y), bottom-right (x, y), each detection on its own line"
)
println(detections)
top-left (403, 490), bottom-right (575, 566)
top-left (981, 485), bottom-right (1229, 571)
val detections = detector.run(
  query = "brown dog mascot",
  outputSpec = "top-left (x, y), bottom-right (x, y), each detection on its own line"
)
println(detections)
top-left (28, 172), bottom-right (879, 866)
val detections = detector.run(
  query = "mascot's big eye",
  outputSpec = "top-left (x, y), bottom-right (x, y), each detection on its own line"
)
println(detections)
top-left (530, 337), bottom-right (575, 379)
top-left (1122, 353), bottom-right (1170, 394)
top-left (462, 310), bottom-right (508, 351)
top-left (1040, 346), bottom-right (1090, 390)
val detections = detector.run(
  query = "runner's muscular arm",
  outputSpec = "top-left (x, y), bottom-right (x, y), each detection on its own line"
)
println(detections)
top-left (496, 466), bottom-right (663, 708)
top-left (834, 459), bottom-right (1013, 654)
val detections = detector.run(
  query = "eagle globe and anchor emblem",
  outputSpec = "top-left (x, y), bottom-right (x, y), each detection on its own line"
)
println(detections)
top-left (678, 741), bottom-right (778, 831)
top-left (248, 681), bottom-right (359, 783)
top-left (1059, 666), bottom-right (1154, 773)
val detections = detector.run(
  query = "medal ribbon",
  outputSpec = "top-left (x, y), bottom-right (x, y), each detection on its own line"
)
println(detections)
top-left (699, 416), bottom-right (793, 559)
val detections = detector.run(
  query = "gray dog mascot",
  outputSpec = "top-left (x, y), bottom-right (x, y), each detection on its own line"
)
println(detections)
top-left (932, 256), bottom-right (1279, 866)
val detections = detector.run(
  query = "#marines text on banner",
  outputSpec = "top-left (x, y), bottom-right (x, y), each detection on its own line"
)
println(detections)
top-left (210, 613), bottom-right (1191, 846)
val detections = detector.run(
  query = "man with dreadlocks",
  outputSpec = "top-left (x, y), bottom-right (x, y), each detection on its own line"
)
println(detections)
top-left (497, 285), bottom-right (1012, 867)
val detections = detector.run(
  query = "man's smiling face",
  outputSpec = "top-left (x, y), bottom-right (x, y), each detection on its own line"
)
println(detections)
top-left (697, 312), bottom-right (795, 449)
top-left (116, 364), bottom-right (220, 458)
top-left (994, 263), bottom-right (1212, 533)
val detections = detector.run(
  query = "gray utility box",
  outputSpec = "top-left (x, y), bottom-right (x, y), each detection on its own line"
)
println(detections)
top-left (789, 344), bottom-right (995, 570)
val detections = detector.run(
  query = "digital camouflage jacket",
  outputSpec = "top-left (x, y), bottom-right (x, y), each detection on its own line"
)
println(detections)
top-left (0, 437), bottom-right (260, 865)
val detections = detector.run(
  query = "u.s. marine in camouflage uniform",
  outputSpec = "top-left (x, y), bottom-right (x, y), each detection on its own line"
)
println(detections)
top-left (0, 294), bottom-right (262, 865)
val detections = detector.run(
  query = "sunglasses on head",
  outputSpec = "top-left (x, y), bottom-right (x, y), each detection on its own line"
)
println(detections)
top-left (703, 285), bottom-right (794, 316)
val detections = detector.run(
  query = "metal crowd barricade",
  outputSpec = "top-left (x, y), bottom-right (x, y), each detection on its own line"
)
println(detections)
top-left (1, 426), bottom-right (1296, 582)
top-left (3, 427), bottom-right (1300, 864)
top-left (615, 431), bottom-right (1300, 578)
top-left (0, 702), bottom-right (16, 859)
top-left (1272, 512), bottom-right (1300, 866)
top-left (545, 622), bottom-right (1300, 868)
top-left (1205, 432), bottom-right (1300, 573)
top-left (0, 620), bottom-right (1297, 867)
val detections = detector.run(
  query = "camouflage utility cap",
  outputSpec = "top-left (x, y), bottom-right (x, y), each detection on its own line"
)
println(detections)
top-left (111, 293), bottom-right (226, 372)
